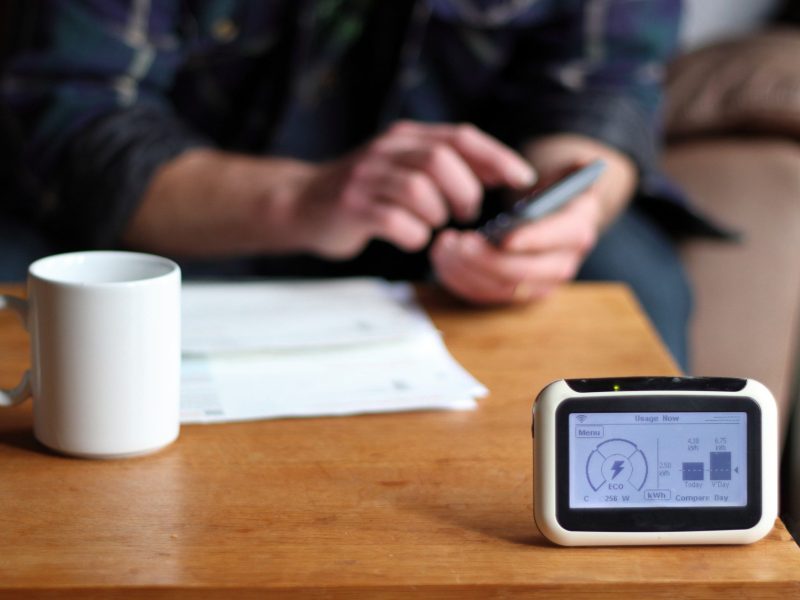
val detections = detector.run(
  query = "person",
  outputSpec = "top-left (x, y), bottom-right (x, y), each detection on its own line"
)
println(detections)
top-left (1, 0), bottom-right (699, 367)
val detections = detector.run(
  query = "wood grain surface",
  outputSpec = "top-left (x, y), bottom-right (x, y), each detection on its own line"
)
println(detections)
top-left (0, 282), bottom-right (798, 599)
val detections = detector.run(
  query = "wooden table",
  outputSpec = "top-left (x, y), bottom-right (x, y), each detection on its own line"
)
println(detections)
top-left (0, 282), bottom-right (798, 598)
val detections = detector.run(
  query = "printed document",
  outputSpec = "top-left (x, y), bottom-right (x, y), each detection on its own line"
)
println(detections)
top-left (180, 279), bottom-right (487, 423)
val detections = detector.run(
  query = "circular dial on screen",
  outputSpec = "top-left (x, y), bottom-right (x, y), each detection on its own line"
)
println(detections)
top-left (585, 438), bottom-right (648, 491)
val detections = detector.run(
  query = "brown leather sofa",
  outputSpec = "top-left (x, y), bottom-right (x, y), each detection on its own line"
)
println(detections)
top-left (663, 29), bottom-right (800, 431)
top-left (661, 28), bottom-right (800, 539)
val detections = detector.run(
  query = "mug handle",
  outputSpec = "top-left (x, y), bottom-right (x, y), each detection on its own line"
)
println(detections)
top-left (0, 295), bottom-right (32, 407)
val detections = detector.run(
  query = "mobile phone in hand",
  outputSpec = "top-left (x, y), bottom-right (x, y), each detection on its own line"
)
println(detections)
top-left (479, 159), bottom-right (606, 245)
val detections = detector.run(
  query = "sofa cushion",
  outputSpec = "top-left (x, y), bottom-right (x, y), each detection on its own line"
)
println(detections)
top-left (665, 29), bottom-right (800, 139)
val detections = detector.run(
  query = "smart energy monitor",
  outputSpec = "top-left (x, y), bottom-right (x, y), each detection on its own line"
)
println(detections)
top-left (533, 377), bottom-right (778, 546)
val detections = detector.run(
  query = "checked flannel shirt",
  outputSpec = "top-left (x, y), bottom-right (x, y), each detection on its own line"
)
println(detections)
top-left (3, 0), bottom-right (704, 262)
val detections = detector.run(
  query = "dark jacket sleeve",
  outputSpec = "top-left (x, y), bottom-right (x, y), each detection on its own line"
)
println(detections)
top-left (495, 0), bottom-right (682, 177)
top-left (421, 0), bottom-right (685, 217)
top-left (487, 0), bottom-right (726, 236)
top-left (2, 1), bottom-right (209, 247)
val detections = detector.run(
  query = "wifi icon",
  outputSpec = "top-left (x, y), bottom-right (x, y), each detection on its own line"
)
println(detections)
top-left (576, 415), bottom-right (588, 423)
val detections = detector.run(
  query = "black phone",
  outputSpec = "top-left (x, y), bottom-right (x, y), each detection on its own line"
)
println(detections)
top-left (479, 159), bottom-right (606, 245)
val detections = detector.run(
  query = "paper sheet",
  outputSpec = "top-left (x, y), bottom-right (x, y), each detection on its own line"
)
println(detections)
top-left (180, 279), bottom-right (487, 423)
top-left (181, 279), bottom-right (433, 354)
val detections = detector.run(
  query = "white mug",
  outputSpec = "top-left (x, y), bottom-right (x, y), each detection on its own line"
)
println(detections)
top-left (0, 251), bottom-right (181, 458)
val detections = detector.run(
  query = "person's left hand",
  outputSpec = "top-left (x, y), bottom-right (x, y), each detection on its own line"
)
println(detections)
top-left (429, 133), bottom-right (637, 304)
top-left (429, 185), bottom-right (602, 304)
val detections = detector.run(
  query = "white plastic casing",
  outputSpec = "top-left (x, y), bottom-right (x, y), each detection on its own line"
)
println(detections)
top-left (533, 378), bottom-right (778, 546)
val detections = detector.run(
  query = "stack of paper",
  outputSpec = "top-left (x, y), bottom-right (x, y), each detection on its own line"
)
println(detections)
top-left (180, 279), bottom-right (487, 423)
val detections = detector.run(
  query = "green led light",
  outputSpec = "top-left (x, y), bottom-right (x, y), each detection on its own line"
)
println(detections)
top-left (613, 384), bottom-right (621, 391)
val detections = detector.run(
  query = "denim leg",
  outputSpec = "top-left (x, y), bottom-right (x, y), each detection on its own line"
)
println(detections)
top-left (577, 206), bottom-right (692, 372)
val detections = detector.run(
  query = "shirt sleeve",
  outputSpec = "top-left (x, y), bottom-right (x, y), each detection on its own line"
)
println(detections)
top-left (421, 1), bottom-right (728, 237)
top-left (495, 0), bottom-right (682, 175)
top-left (2, 1), bottom-right (209, 247)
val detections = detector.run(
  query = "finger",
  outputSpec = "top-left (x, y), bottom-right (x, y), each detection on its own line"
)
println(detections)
top-left (455, 232), bottom-right (582, 287)
top-left (362, 202), bottom-right (432, 252)
top-left (343, 154), bottom-right (449, 226)
top-left (432, 230), bottom-right (560, 304)
top-left (500, 192), bottom-right (601, 254)
top-left (393, 143), bottom-right (483, 222)
top-left (388, 121), bottom-right (536, 189)
top-left (366, 166), bottom-right (449, 227)
top-left (436, 245), bottom-right (559, 304)
top-left (431, 231), bottom-right (519, 304)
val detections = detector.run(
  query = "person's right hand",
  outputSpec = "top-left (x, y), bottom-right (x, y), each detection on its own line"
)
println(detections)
top-left (123, 121), bottom-right (534, 259)
top-left (290, 121), bottom-right (536, 259)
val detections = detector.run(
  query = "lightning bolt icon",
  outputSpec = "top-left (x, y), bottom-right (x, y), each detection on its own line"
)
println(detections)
top-left (611, 460), bottom-right (625, 480)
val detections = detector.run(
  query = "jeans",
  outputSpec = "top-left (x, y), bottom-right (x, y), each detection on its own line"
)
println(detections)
top-left (578, 206), bottom-right (692, 372)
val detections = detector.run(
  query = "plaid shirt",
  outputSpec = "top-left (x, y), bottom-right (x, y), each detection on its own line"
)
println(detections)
top-left (3, 0), bottom-right (694, 251)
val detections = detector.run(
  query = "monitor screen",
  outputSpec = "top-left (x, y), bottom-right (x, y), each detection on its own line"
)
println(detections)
top-left (568, 412), bottom-right (748, 509)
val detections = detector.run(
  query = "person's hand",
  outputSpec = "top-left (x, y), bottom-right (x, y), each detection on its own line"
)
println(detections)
top-left (290, 121), bottom-right (535, 259)
top-left (429, 134), bottom-right (637, 304)
top-left (430, 181), bottom-right (602, 303)
top-left (122, 121), bottom-right (532, 259)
